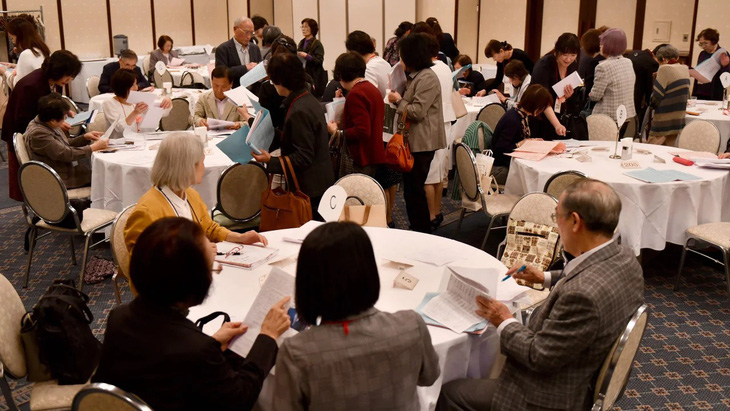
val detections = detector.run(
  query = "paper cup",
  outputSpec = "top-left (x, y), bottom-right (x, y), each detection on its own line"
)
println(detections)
top-left (163, 82), bottom-right (172, 94)
top-left (194, 126), bottom-right (207, 143)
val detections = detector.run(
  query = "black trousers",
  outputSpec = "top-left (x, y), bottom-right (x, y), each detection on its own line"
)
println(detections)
top-left (403, 151), bottom-right (435, 233)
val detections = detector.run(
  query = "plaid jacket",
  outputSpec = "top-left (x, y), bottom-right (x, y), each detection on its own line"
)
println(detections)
top-left (493, 240), bottom-right (645, 410)
top-left (590, 56), bottom-right (637, 120)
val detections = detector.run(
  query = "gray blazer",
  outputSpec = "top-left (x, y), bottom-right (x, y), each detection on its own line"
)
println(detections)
top-left (214, 38), bottom-right (262, 88)
top-left (148, 48), bottom-right (180, 71)
top-left (26, 117), bottom-right (92, 189)
top-left (191, 90), bottom-right (247, 127)
top-left (493, 240), bottom-right (644, 411)
top-left (396, 68), bottom-right (447, 153)
top-left (273, 308), bottom-right (440, 410)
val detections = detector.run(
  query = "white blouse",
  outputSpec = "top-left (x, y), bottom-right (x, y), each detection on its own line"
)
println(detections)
top-left (12, 48), bottom-right (45, 87)
top-left (101, 96), bottom-right (171, 134)
top-left (158, 186), bottom-right (193, 220)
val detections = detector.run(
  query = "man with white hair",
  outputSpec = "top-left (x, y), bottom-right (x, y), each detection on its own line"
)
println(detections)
top-left (215, 16), bottom-right (262, 88)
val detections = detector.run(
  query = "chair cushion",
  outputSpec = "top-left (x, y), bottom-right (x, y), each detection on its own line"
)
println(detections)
top-left (67, 187), bottom-right (91, 200)
top-left (687, 222), bottom-right (730, 249)
top-left (484, 193), bottom-right (520, 215)
top-left (36, 209), bottom-right (118, 233)
top-left (30, 380), bottom-right (87, 410)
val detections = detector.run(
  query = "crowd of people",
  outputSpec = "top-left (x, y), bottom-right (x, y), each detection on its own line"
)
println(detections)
top-left (2, 11), bottom-right (728, 410)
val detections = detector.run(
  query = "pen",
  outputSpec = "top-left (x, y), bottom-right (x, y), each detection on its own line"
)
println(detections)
top-left (503, 264), bottom-right (526, 282)
top-left (217, 252), bottom-right (240, 256)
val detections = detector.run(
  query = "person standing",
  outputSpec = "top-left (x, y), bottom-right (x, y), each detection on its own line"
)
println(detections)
top-left (3, 18), bottom-right (49, 87)
top-left (298, 18), bottom-right (327, 98)
top-left (383, 21), bottom-right (413, 66)
top-left (589, 28), bottom-right (637, 122)
top-left (478, 40), bottom-right (534, 95)
top-left (345, 30), bottom-right (391, 99)
top-left (215, 17), bottom-right (262, 88)
top-left (691, 28), bottom-right (730, 101)
top-left (648, 44), bottom-right (690, 146)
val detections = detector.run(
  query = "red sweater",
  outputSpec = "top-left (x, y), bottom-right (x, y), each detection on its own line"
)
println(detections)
top-left (342, 80), bottom-right (385, 167)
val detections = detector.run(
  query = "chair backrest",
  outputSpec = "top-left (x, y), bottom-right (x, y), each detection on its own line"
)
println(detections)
top-left (179, 71), bottom-right (194, 87)
top-left (455, 142), bottom-right (482, 203)
top-left (623, 116), bottom-right (637, 139)
top-left (190, 71), bottom-right (207, 86)
top-left (587, 114), bottom-right (618, 141)
top-left (153, 70), bottom-right (173, 88)
top-left (677, 120), bottom-right (721, 154)
top-left (13, 133), bottom-right (30, 165)
top-left (62, 95), bottom-right (84, 136)
top-left (335, 173), bottom-right (387, 206)
top-left (110, 204), bottom-right (136, 282)
top-left (72, 382), bottom-right (153, 411)
top-left (216, 162), bottom-right (268, 221)
top-left (159, 98), bottom-right (190, 131)
top-left (87, 76), bottom-right (100, 98)
top-left (500, 192), bottom-right (560, 270)
top-left (593, 304), bottom-right (649, 411)
top-left (142, 54), bottom-right (151, 76)
top-left (0, 273), bottom-right (28, 378)
top-left (543, 170), bottom-right (587, 200)
top-left (508, 192), bottom-right (558, 227)
top-left (87, 112), bottom-right (108, 133)
top-left (477, 103), bottom-right (506, 132)
top-left (18, 161), bottom-right (73, 225)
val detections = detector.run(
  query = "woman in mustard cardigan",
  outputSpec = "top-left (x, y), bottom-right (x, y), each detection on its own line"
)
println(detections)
top-left (124, 132), bottom-right (267, 254)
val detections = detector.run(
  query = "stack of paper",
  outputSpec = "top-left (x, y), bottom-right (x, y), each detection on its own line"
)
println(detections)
top-left (507, 140), bottom-right (567, 161)
top-left (239, 63), bottom-right (268, 88)
top-left (246, 108), bottom-right (274, 153)
top-left (325, 98), bottom-right (345, 124)
top-left (692, 158), bottom-right (730, 170)
top-left (215, 243), bottom-right (279, 269)
top-left (471, 94), bottom-right (500, 106)
top-left (168, 57), bottom-right (185, 67)
top-left (668, 151), bottom-right (718, 160)
top-left (224, 85), bottom-right (262, 111)
top-left (552, 71), bottom-right (583, 98)
top-left (624, 167), bottom-right (702, 183)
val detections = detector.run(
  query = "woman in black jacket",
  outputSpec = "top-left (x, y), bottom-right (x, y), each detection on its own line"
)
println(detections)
top-left (477, 39), bottom-right (534, 95)
top-left (297, 18), bottom-right (327, 98)
top-left (426, 17), bottom-right (459, 60)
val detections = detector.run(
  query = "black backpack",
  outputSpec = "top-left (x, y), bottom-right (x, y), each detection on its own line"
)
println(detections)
top-left (22, 280), bottom-right (101, 384)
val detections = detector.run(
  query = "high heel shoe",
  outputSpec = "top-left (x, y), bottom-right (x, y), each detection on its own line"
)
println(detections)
top-left (430, 213), bottom-right (443, 230)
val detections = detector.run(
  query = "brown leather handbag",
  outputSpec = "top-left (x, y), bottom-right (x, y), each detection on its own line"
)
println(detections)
top-left (384, 107), bottom-right (414, 172)
top-left (259, 156), bottom-right (313, 232)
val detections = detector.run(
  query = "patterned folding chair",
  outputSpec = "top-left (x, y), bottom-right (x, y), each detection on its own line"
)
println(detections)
top-left (110, 204), bottom-right (136, 303)
top-left (476, 103), bottom-right (506, 133)
top-left (335, 173), bottom-right (387, 206)
top-left (72, 383), bottom-right (152, 411)
top-left (543, 170), bottom-right (587, 199)
top-left (587, 114), bottom-right (618, 141)
top-left (211, 163), bottom-right (268, 231)
top-left (677, 120), bottom-right (721, 154)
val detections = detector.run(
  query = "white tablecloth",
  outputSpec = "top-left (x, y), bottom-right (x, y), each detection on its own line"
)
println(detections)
top-left (70, 58), bottom-right (146, 104)
top-left (504, 141), bottom-right (730, 255)
top-left (167, 66), bottom-right (211, 88)
top-left (188, 226), bottom-right (511, 411)
top-left (88, 88), bottom-right (205, 117)
top-left (90, 135), bottom-right (232, 212)
top-left (452, 100), bottom-right (485, 143)
top-left (685, 100), bottom-right (730, 153)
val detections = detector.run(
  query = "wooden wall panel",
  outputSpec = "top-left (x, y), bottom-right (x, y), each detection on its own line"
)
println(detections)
top-left (61, 0), bottom-right (110, 58)
top-left (477, 0), bottom-right (527, 64)
top-left (154, 0), bottom-right (192, 46)
top-left (273, 0), bottom-right (294, 38)
top-left (250, 0), bottom-right (274, 24)
top-left (228, 0), bottom-right (249, 38)
top-left (291, 0), bottom-right (318, 43)
top-left (596, 0), bottom-right (636, 48)
top-left (384, 0), bottom-right (416, 57)
top-left (193, 0), bottom-right (228, 47)
top-left (457, 0), bottom-right (480, 61)
top-left (540, 0), bottom-right (580, 56)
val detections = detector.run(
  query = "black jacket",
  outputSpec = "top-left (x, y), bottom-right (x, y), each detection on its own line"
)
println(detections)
top-left (215, 38), bottom-right (263, 88)
top-left (92, 298), bottom-right (277, 411)
top-left (98, 62), bottom-right (151, 94)
top-left (489, 48), bottom-right (534, 93)
top-left (266, 88), bottom-right (334, 199)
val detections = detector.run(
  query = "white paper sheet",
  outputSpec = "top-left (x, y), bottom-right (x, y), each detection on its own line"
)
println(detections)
top-left (421, 270), bottom-right (492, 333)
top-left (140, 106), bottom-right (166, 129)
top-left (389, 63), bottom-right (407, 95)
top-left (471, 94), bottom-right (500, 106)
top-left (690, 48), bottom-right (727, 84)
top-left (68, 110), bottom-right (96, 126)
top-left (239, 62), bottom-right (267, 88)
top-left (169, 57), bottom-right (185, 67)
top-left (552, 71), bottom-right (583, 98)
top-left (245, 109), bottom-right (275, 153)
top-left (228, 268), bottom-right (296, 357)
top-left (325, 98), bottom-right (346, 123)
top-left (207, 118), bottom-right (237, 130)
top-left (126, 91), bottom-right (158, 107)
top-left (224, 86), bottom-right (255, 107)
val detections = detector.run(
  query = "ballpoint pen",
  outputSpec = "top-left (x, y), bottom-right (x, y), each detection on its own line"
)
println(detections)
top-left (502, 265), bottom-right (526, 281)
top-left (217, 252), bottom-right (241, 256)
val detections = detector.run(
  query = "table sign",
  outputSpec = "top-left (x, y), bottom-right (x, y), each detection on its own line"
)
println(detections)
top-left (394, 270), bottom-right (419, 290)
top-left (318, 185), bottom-right (347, 222)
top-left (610, 105), bottom-right (627, 159)
top-left (155, 61), bottom-right (166, 76)
top-left (721, 72), bottom-right (730, 89)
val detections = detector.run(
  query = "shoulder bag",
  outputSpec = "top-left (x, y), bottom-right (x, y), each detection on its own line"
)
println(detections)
top-left (384, 108), bottom-right (415, 172)
top-left (259, 156), bottom-right (313, 232)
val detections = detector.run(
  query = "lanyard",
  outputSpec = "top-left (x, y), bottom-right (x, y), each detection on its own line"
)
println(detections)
top-left (285, 91), bottom-right (309, 120)
top-left (157, 187), bottom-right (199, 223)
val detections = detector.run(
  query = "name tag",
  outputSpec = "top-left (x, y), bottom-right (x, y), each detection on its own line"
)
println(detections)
top-left (394, 271), bottom-right (419, 290)
top-left (554, 100), bottom-right (562, 114)
top-left (71, 161), bottom-right (79, 167)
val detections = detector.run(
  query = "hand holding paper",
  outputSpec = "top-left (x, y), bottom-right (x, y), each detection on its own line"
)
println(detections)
top-left (552, 71), bottom-right (582, 98)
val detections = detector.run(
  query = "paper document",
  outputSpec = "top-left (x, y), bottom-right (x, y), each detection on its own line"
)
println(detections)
top-left (624, 167), bottom-right (702, 183)
top-left (140, 106), bottom-right (166, 129)
top-left (169, 57), bottom-right (185, 67)
top-left (224, 85), bottom-right (261, 110)
top-left (552, 71), bottom-right (583, 98)
top-left (420, 268), bottom-right (498, 333)
top-left (325, 98), bottom-right (345, 123)
top-left (282, 221), bottom-right (324, 244)
top-left (389, 63), bottom-right (407, 95)
top-left (416, 293), bottom-right (489, 334)
top-left (101, 119), bottom-right (124, 140)
top-left (446, 265), bottom-right (525, 302)
top-left (471, 95), bottom-right (500, 106)
top-left (690, 48), bottom-right (727, 84)
top-left (68, 110), bottom-right (96, 126)
top-left (507, 140), bottom-right (567, 161)
top-left (207, 118), bottom-right (237, 130)
top-left (228, 267), bottom-right (296, 357)
top-left (246, 108), bottom-right (275, 153)
top-left (126, 91), bottom-right (158, 107)
top-left (215, 242), bottom-right (279, 269)
top-left (239, 62), bottom-right (267, 88)
top-left (452, 64), bottom-right (471, 90)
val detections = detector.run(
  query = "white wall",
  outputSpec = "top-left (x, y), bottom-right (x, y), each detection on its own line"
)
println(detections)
top-left (477, 0), bottom-right (527, 65)
top-left (319, 0), bottom-right (347, 73)
top-left (692, 0), bottom-right (730, 65)
top-left (596, 0), bottom-right (636, 48)
top-left (417, 0), bottom-right (456, 37)
top-left (642, 0), bottom-right (694, 55)
top-left (540, 0), bottom-right (580, 56)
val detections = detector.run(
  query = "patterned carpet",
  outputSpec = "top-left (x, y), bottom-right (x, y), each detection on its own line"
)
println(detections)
top-left (1, 189), bottom-right (729, 410)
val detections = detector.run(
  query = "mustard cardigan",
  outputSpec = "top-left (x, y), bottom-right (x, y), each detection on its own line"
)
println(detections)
top-left (124, 186), bottom-right (230, 254)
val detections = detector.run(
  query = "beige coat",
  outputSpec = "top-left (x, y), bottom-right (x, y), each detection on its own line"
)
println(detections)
top-left (191, 90), bottom-right (247, 127)
top-left (396, 68), bottom-right (447, 153)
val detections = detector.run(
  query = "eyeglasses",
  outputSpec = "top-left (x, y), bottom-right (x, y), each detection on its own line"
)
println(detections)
top-left (698, 41), bottom-right (711, 47)
top-left (236, 27), bottom-right (254, 36)
top-left (551, 211), bottom-right (571, 223)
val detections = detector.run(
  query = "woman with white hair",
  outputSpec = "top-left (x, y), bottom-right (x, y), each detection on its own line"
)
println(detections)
top-left (124, 132), bottom-right (267, 256)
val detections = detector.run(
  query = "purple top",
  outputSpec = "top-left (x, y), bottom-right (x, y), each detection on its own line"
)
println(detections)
top-left (302, 38), bottom-right (314, 61)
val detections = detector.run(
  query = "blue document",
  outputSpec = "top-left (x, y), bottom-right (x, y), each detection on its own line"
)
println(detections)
top-left (624, 167), bottom-right (702, 183)
top-left (68, 110), bottom-right (96, 126)
top-left (216, 126), bottom-right (254, 165)
top-left (246, 108), bottom-right (275, 153)
top-left (452, 64), bottom-right (471, 90)
top-left (239, 62), bottom-right (268, 88)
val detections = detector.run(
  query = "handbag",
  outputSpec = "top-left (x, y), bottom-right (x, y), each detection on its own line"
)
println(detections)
top-left (259, 156), bottom-right (313, 232)
top-left (384, 108), bottom-right (415, 172)
top-left (338, 196), bottom-right (387, 227)
top-left (452, 90), bottom-right (468, 119)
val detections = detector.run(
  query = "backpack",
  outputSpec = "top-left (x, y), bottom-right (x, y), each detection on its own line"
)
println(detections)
top-left (21, 280), bottom-right (101, 384)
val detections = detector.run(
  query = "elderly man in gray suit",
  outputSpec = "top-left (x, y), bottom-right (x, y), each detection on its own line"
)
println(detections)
top-left (215, 16), bottom-right (262, 88)
top-left (438, 178), bottom-right (645, 411)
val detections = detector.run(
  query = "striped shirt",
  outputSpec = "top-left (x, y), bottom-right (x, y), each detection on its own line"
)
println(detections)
top-left (650, 63), bottom-right (690, 137)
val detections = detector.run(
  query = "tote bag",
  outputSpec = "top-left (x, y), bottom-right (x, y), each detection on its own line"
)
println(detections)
top-left (259, 156), bottom-right (312, 231)
top-left (384, 108), bottom-right (414, 172)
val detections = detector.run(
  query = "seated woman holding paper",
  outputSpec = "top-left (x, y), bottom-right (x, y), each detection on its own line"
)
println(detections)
top-left (124, 132), bottom-right (267, 255)
top-left (494, 60), bottom-right (532, 109)
top-left (95, 217), bottom-right (290, 411)
top-left (589, 28), bottom-right (637, 123)
top-left (148, 35), bottom-right (185, 72)
top-left (454, 55), bottom-right (487, 97)
top-left (491, 85), bottom-right (553, 185)
top-left (273, 222), bottom-right (440, 410)
top-left (193, 66), bottom-right (251, 130)
top-left (102, 69), bottom-right (172, 134)
top-left (27, 93), bottom-right (108, 189)
top-left (252, 52), bottom-right (334, 216)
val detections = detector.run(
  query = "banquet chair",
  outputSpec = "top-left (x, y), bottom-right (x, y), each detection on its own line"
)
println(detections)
top-left (18, 161), bottom-right (118, 291)
top-left (153, 69), bottom-right (174, 88)
top-left (587, 114), bottom-right (618, 141)
top-left (624, 116), bottom-right (637, 140)
top-left (543, 170), bottom-right (586, 199)
top-left (676, 120), bottom-right (721, 154)
top-left (110, 204), bottom-right (136, 303)
top-left (335, 173), bottom-right (387, 207)
top-left (159, 98), bottom-right (190, 131)
top-left (72, 383), bottom-right (152, 411)
top-left (190, 71), bottom-right (207, 88)
top-left (476, 103), bottom-right (506, 133)
top-left (592, 304), bottom-right (649, 411)
top-left (86, 76), bottom-right (100, 99)
top-left (674, 222), bottom-right (730, 299)
top-left (62, 95), bottom-right (85, 137)
top-left (86, 112), bottom-right (108, 133)
top-left (0, 273), bottom-right (88, 411)
top-left (179, 71), bottom-right (194, 87)
top-left (142, 54), bottom-right (151, 77)
top-left (454, 143), bottom-right (519, 249)
top-left (211, 163), bottom-right (267, 231)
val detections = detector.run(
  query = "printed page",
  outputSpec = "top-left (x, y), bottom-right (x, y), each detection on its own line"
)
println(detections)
top-left (245, 109), bottom-right (275, 153)
top-left (224, 86), bottom-right (253, 107)
top-left (169, 57), bottom-right (185, 67)
top-left (207, 118), bottom-right (236, 130)
top-left (691, 49), bottom-right (724, 84)
top-left (515, 140), bottom-right (564, 154)
top-left (215, 244), bottom-right (278, 269)
top-left (228, 267), bottom-right (295, 357)
top-left (239, 62), bottom-right (268, 88)
top-left (68, 110), bottom-right (95, 126)
top-left (140, 106), bottom-right (166, 129)
top-left (471, 94), bottom-right (500, 106)
top-left (325, 98), bottom-right (346, 123)
top-left (507, 151), bottom-right (549, 161)
top-left (552, 71), bottom-right (583, 98)
top-left (421, 272), bottom-right (489, 333)
top-left (668, 151), bottom-right (718, 160)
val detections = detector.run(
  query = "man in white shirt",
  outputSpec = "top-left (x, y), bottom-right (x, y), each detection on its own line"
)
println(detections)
top-left (192, 66), bottom-right (250, 129)
top-left (215, 17), bottom-right (262, 88)
top-left (437, 179), bottom-right (645, 411)
top-left (345, 30), bottom-right (390, 99)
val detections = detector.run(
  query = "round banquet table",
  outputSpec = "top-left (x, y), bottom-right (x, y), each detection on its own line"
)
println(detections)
top-left (685, 100), bottom-right (730, 152)
top-left (90, 134), bottom-right (233, 212)
top-left (88, 88), bottom-right (205, 117)
top-left (188, 225), bottom-right (514, 411)
top-left (504, 140), bottom-right (730, 255)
